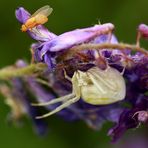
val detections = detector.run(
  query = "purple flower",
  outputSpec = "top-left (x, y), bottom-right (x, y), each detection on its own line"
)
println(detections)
top-left (108, 54), bottom-right (148, 142)
top-left (16, 7), bottom-right (116, 70)
top-left (39, 23), bottom-right (114, 54)
top-left (35, 24), bottom-right (114, 69)
top-left (108, 95), bottom-right (148, 142)
top-left (15, 6), bottom-right (148, 142)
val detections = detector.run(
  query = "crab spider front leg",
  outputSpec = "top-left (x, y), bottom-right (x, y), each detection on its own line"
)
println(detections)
top-left (120, 66), bottom-right (126, 75)
top-left (33, 70), bottom-right (82, 119)
top-left (36, 96), bottom-right (80, 119)
top-left (31, 69), bottom-right (72, 107)
top-left (31, 93), bottom-right (75, 106)
top-left (63, 69), bottom-right (72, 81)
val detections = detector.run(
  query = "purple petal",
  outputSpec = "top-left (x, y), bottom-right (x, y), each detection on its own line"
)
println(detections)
top-left (40, 23), bottom-right (114, 57)
top-left (15, 7), bottom-right (30, 23)
top-left (108, 109), bottom-right (139, 142)
top-left (93, 34), bottom-right (118, 44)
top-left (29, 26), bottom-right (57, 41)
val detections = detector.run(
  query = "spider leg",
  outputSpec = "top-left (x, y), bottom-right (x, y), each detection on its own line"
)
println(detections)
top-left (31, 93), bottom-right (75, 106)
top-left (63, 69), bottom-right (72, 81)
top-left (36, 96), bottom-right (80, 119)
top-left (120, 66), bottom-right (126, 75)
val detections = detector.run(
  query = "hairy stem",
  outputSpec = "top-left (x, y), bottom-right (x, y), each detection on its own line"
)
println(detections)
top-left (68, 43), bottom-right (148, 56)
top-left (0, 63), bottom-right (47, 80)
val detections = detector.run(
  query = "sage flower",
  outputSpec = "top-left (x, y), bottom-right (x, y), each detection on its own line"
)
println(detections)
top-left (10, 6), bottom-right (148, 141)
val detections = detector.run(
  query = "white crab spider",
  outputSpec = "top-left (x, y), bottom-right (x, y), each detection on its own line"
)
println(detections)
top-left (32, 66), bottom-right (126, 119)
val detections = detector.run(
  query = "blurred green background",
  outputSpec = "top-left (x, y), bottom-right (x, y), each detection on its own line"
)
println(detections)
top-left (0, 0), bottom-right (148, 148)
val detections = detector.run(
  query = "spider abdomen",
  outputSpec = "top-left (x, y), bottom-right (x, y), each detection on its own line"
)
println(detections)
top-left (77, 66), bottom-right (126, 105)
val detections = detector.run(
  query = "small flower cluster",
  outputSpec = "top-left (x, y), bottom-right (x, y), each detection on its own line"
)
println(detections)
top-left (0, 6), bottom-right (147, 142)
